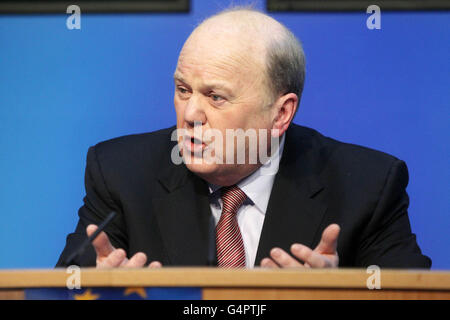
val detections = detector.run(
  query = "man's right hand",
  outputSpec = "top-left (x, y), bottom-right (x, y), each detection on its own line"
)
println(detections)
top-left (86, 225), bottom-right (162, 268)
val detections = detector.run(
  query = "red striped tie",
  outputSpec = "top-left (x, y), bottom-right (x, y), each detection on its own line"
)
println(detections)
top-left (216, 185), bottom-right (247, 268)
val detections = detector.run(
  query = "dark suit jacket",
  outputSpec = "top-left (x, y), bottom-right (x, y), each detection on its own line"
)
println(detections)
top-left (56, 124), bottom-right (431, 268)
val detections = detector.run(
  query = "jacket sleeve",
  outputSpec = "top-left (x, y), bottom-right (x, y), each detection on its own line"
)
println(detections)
top-left (354, 160), bottom-right (431, 268)
top-left (55, 145), bottom-right (128, 267)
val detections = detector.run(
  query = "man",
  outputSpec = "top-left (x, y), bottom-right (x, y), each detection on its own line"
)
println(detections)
top-left (56, 9), bottom-right (431, 269)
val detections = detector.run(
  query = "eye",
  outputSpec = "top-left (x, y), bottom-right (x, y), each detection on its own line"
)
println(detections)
top-left (176, 86), bottom-right (191, 99)
top-left (177, 87), bottom-right (188, 94)
top-left (209, 94), bottom-right (225, 103)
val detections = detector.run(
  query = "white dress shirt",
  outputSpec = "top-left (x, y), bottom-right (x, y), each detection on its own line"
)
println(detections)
top-left (209, 135), bottom-right (285, 268)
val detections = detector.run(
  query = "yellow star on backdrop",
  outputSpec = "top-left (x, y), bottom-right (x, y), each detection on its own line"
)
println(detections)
top-left (123, 287), bottom-right (147, 299)
top-left (73, 289), bottom-right (100, 300)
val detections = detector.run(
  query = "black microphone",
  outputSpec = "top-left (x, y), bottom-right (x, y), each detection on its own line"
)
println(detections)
top-left (64, 211), bottom-right (117, 266)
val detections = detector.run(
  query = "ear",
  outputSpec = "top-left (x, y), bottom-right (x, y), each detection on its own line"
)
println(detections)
top-left (271, 93), bottom-right (298, 138)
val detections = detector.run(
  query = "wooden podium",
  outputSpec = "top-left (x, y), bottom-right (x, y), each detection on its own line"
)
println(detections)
top-left (0, 268), bottom-right (449, 300)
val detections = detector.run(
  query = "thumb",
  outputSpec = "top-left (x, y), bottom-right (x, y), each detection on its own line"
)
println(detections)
top-left (315, 224), bottom-right (340, 254)
top-left (86, 224), bottom-right (115, 258)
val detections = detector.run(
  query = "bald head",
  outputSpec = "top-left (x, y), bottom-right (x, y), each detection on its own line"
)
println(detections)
top-left (195, 9), bottom-right (286, 47)
top-left (182, 8), bottom-right (306, 107)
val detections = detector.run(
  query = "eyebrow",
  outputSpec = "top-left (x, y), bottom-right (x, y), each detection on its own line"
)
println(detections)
top-left (173, 72), bottom-right (234, 96)
top-left (173, 72), bottom-right (185, 82)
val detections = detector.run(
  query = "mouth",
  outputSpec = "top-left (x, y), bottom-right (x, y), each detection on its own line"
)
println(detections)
top-left (183, 135), bottom-right (206, 154)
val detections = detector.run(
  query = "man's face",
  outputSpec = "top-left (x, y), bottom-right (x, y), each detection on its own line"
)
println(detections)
top-left (173, 27), bottom-right (275, 186)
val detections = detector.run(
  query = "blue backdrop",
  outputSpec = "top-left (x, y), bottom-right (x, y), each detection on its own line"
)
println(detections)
top-left (0, 0), bottom-right (448, 269)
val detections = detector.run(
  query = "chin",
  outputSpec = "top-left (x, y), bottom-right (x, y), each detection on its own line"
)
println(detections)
top-left (184, 160), bottom-right (252, 187)
top-left (184, 160), bottom-right (218, 175)
top-left (185, 162), bottom-right (223, 185)
top-left (182, 160), bottom-right (226, 185)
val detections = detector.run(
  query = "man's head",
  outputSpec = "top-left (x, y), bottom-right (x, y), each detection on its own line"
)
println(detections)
top-left (173, 8), bottom-right (305, 186)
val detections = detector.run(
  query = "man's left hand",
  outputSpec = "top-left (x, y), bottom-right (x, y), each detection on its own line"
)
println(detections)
top-left (260, 224), bottom-right (340, 268)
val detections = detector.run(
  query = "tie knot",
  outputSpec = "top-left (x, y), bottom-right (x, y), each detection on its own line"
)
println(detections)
top-left (221, 185), bottom-right (247, 215)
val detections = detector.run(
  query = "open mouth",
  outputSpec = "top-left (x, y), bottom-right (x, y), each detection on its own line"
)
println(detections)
top-left (184, 135), bottom-right (206, 154)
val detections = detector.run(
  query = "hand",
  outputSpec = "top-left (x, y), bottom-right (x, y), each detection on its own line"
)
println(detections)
top-left (260, 224), bottom-right (340, 268)
top-left (86, 224), bottom-right (162, 268)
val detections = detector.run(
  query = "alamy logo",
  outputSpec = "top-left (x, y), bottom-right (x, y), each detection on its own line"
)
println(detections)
top-left (366, 265), bottom-right (381, 289)
top-left (66, 265), bottom-right (81, 289)
top-left (170, 125), bottom-right (281, 174)
top-left (66, 5), bottom-right (81, 30)
top-left (366, 5), bottom-right (381, 30)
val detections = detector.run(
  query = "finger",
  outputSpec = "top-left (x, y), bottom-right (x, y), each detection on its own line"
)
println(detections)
top-left (291, 243), bottom-right (329, 268)
top-left (260, 258), bottom-right (279, 268)
top-left (87, 224), bottom-right (115, 258)
top-left (148, 261), bottom-right (163, 268)
top-left (124, 252), bottom-right (148, 268)
top-left (315, 224), bottom-right (340, 254)
top-left (98, 248), bottom-right (127, 268)
top-left (269, 248), bottom-right (304, 268)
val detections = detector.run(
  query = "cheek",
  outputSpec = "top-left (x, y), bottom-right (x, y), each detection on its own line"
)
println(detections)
top-left (174, 97), bottom-right (185, 124)
top-left (247, 102), bottom-right (273, 127)
top-left (205, 111), bottom-right (243, 133)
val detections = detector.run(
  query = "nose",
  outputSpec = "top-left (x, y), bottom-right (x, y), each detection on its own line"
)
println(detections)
top-left (184, 94), bottom-right (207, 128)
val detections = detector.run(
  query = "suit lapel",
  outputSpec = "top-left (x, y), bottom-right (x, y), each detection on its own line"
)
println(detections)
top-left (152, 150), bottom-right (212, 266)
top-left (255, 126), bottom-right (328, 266)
